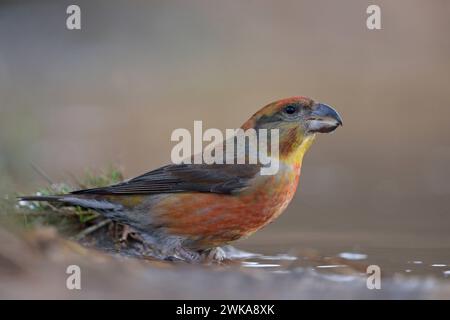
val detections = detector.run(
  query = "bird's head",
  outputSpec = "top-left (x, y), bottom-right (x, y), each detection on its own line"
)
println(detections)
top-left (241, 96), bottom-right (342, 163)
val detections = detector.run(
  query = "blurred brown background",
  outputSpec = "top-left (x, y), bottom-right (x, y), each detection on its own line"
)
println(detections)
top-left (1, 0), bottom-right (450, 251)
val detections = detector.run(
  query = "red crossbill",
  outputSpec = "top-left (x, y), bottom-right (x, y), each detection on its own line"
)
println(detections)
top-left (20, 97), bottom-right (342, 262)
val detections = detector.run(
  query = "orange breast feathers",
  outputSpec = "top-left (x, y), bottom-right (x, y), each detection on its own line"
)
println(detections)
top-left (149, 163), bottom-right (302, 248)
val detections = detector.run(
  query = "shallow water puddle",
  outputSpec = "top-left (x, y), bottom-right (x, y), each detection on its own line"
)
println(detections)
top-left (233, 246), bottom-right (450, 280)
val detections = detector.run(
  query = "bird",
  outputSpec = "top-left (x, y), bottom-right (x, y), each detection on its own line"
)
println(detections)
top-left (20, 96), bottom-right (342, 262)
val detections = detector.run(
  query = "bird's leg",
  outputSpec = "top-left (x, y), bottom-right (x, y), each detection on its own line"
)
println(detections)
top-left (119, 224), bottom-right (132, 242)
top-left (119, 224), bottom-right (143, 243)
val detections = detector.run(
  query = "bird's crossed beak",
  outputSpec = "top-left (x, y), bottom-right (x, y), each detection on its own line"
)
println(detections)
top-left (306, 103), bottom-right (343, 133)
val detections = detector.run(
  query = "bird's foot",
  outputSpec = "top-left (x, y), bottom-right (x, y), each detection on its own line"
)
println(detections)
top-left (201, 247), bottom-right (228, 263)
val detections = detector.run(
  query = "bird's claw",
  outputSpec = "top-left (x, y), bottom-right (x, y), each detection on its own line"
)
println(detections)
top-left (202, 247), bottom-right (227, 262)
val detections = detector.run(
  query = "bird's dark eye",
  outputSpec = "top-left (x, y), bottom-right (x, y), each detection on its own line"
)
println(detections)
top-left (284, 105), bottom-right (297, 115)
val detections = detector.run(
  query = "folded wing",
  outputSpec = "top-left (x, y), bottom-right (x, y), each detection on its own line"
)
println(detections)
top-left (71, 163), bottom-right (260, 195)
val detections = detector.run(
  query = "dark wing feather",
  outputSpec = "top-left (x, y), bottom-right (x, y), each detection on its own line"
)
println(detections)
top-left (71, 163), bottom-right (260, 195)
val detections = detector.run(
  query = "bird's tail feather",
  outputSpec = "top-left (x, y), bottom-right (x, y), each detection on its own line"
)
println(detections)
top-left (18, 195), bottom-right (122, 211)
top-left (18, 195), bottom-right (64, 202)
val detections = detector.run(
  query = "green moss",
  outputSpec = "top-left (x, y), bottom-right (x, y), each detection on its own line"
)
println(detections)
top-left (2, 166), bottom-right (124, 237)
